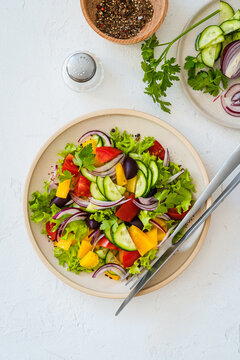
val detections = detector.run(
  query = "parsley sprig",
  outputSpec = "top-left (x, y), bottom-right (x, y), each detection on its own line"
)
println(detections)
top-left (73, 143), bottom-right (96, 171)
top-left (141, 9), bottom-right (220, 113)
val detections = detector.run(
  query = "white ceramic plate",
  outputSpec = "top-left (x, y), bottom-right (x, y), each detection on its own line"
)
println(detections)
top-left (23, 109), bottom-right (211, 299)
top-left (177, 0), bottom-right (240, 129)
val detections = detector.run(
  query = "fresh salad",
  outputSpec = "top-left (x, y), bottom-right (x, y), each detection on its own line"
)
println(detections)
top-left (29, 128), bottom-right (195, 280)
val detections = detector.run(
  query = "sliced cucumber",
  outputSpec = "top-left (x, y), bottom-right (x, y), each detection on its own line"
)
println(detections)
top-left (220, 19), bottom-right (240, 35)
top-left (96, 176), bottom-right (105, 197)
top-left (105, 250), bottom-right (121, 264)
top-left (220, 1), bottom-right (234, 23)
top-left (201, 45), bottom-right (217, 68)
top-left (103, 175), bottom-right (122, 201)
top-left (90, 182), bottom-right (107, 201)
top-left (81, 167), bottom-right (96, 182)
top-left (232, 31), bottom-right (240, 40)
top-left (211, 34), bottom-right (225, 45)
top-left (104, 227), bottom-right (115, 244)
top-left (215, 43), bottom-right (223, 61)
top-left (144, 168), bottom-right (152, 196)
top-left (95, 248), bottom-right (109, 260)
top-left (116, 184), bottom-right (126, 196)
top-left (92, 134), bottom-right (103, 147)
top-left (113, 223), bottom-right (137, 251)
top-left (196, 53), bottom-right (203, 62)
top-left (232, 10), bottom-right (240, 20)
top-left (195, 33), bottom-right (201, 51)
top-left (136, 160), bottom-right (148, 177)
top-left (135, 169), bottom-right (148, 198)
top-left (149, 160), bottom-right (159, 188)
top-left (199, 25), bottom-right (223, 49)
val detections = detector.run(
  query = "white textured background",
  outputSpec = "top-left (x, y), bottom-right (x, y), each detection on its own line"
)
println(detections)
top-left (1, 0), bottom-right (240, 359)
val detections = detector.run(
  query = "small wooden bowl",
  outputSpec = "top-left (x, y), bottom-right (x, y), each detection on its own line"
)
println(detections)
top-left (80, 0), bottom-right (168, 45)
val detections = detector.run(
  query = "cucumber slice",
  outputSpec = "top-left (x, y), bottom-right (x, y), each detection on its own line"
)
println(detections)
top-left (149, 160), bottom-right (159, 188)
top-left (210, 34), bottom-right (225, 45)
top-left (96, 176), bottom-right (105, 197)
top-left (215, 43), bottom-right (222, 61)
top-left (144, 168), bottom-right (152, 196)
top-left (196, 53), bottom-right (203, 62)
top-left (85, 203), bottom-right (100, 213)
top-left (195, 33), bottom-right (201, 51)
top-left (201, 45), bottom-right (217, 68)
top-left (135, 169), bottom-right (148, 198)
top-left (116, 184), bottom-right (126, 195)
top-left (199, 25), bottom-right (223, 49)
top-left (220, 1), bottom-right (234, 23)
top-left (232, 10), bottom-right (240, 20)
top-left (113, 223), bottom-right (137, 251)
top-left (104, 228), bottom-right (115, 244)
top-left (105, 250), bottom-right (121, 264)
top-left (91, 135), bottom-right (103, 147)
top-left (90, 182), bottom-right (107, 201)
top-left (136, 160), bottom-right (148, 177)
top-left (95, 248), bottom-right (109, 260)
top-left (232, 31), bottom-right (240, 40)
top-left (81, 167), bottom-right (96, 182)
top-left (221, 19), bottom-right (240, 35)
top-left (103, 175), bottom-right (122, 201)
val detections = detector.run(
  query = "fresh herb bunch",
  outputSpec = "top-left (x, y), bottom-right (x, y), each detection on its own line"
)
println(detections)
top-left (141, 9), bottom-right (220, 113)
top-left (184, 55), bottom-right (228, 96)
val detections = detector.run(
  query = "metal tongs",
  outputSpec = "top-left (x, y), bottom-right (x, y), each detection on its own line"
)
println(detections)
top-left (115, 144), bottom-right (240, 316)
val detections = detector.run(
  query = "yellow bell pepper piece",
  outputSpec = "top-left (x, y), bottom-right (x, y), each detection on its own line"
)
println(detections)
top-left (126, 176), bottom-right (137, 193)
top-left (82, 139), bottom-right (96, 154)
top-left (146, 228), bottom-right (158, 248)
top-left (79, 251), bottom-right (99, 269)
top-left (55, 234), bottom-right (75, 251)
top-left (56, 179), bottom-right (71, 199)
top-left (128, 225), bottom-right (156, 256)
top-left (106, 271), bottom-right (120, 281)
top-left (154, 219), bottom-right (167, 242)
top-left (116, 163), bottom-right (127, 186)
top-left (77, 236), bottom-right (93, 258)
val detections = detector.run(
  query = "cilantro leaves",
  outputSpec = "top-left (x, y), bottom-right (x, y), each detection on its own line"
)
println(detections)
top-left (58, 170), bottom-right (72, 183)
top-left (184, 56), bottom-right (228, 96)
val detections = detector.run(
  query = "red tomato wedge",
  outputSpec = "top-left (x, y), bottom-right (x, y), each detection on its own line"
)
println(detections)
top-left (148, 140), bottom-right (165, 160)
top-left (46, 221), bottom-right (57, 241)
top-left (96, 147), bottom-right (122, 164)
top-left (116, 194), bottom-right (139, 222)
top-left (167, 207), bottom-right (191, 220)
top-left (62, 154), bottom-right (79, 176)
top-left (119, 250), bottom-right (140, 268)
top-left (74, 175), bottom-right (91, 197)
top-left (98, 236), bottom-right (119, 250)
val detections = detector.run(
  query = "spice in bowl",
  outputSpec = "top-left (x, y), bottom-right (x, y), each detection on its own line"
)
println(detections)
top-left (95, 0), bottom-right (154, 40)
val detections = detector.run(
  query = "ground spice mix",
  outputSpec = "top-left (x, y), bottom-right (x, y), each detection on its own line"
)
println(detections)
top-left (95, 0), bottom-right (154, 39)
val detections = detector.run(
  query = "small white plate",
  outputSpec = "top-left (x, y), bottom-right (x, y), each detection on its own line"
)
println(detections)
top-left (177, 0), bottom-right (240, 129)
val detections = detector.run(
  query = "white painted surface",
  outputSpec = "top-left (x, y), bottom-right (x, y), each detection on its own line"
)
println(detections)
top-left (0, 0), bottom-right (240, 359)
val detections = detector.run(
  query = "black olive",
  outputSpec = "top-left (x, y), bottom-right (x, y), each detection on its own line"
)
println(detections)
top-left (126, 216), bottom-right (143, 230)
top-left (86, 216), bottom-right (100, 229)
top-left (50, 194), bottom-right (71, 208)
top-left (123, 157), bottom-right (138, 179)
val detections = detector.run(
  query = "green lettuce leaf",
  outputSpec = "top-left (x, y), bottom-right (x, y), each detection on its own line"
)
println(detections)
top-left (127, 249), bottom-right (158, 275)
top-left (90, 208), bottom-right (119, 232)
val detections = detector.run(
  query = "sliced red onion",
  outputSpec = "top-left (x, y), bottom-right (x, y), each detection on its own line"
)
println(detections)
top-left (221, 84), bottom-right (240, 117)
top-left (53, 207), bottom-right (86, 220)
top-left (150, 219), bottom-right (166, 233)
top-left (92, 233), bottom-right (104, 249)
top-left (70, 191), bottom-right (90, 208)
top-left (163, 148), bottom-right (170, 167)
top-left (231, 90), bottom-right (240, 102)
top-left (89, 197), bottom-right (130, 208)
top-left (89, 229), bottom-right (100, 245)
top-left (157, 225), bottom-right (177, 248)
top-left (232, 99), bottom-right (240, 106)
top-left (89, 154), bottom-right (125, 175)
top-left (92, 263), bottom-right (126, 279)
top-left (65, 200), bottom-right (74, 206)
top-left (78, 130), bottom-right (112, 146)
top-left (138, 196), bottom-right (158, 205)
top-left (156, 214), bottom-right (171, 221)
top-left (132, 199), bottom-right (158, 211)
top-left (49, 165), bottom-right (58, 193)
top-left (221, 40), bottom-right (240, 79)
top-left (213, 92), bottom-right (222, 103)
top-left (167, 170), bottom-right (184, 183)
top-left (56, 213), bottom-right (87, 241)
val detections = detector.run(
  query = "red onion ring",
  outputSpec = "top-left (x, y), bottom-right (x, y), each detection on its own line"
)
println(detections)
top-left (221, 40), bottom-right (240, 79)
top-left (49, 165), bottom-right (58, 193)
top-left (53, 207), bottom-right (86, 220)
top-left (70, 191), bottom-right (90, 208)
top-left (163, 148), bottom-right (170, 167)
top-left (56, 213), bottom-right (87, 241)
top-left (156, 214), bottom-right (171, 221)
top-left (138, 196), bottom-right (158, 205)
top-left (92, 263), bottom-right (126, 279)
top-left (149, 219), bottom-right (166, 233)
top-left (89, 197), bottom-right (130, 208)
top-left (78, 130), bottom-right (112, 146)
top-left (132, 199), bottom-right (158, 211)
top-left (92, 233), bottom-right (105, 249)
top-left (89, 154), bottom-right (125, 176)
top-left (157, 225), bottom-right (177, 248)
top-left (221, 84), bottom-right (240, 117)
top-left (167, 170), bottom-right (184, 183)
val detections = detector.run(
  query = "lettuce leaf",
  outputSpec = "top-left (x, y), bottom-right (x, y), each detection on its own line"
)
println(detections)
top-left (90, 208), bottom-right (119, 232)
top-left (127, 249), bottom-right (158, 275)
top-left (29, 182), bottom-right (59, 224)
top-left (61, 220), bottom-right (87, 243)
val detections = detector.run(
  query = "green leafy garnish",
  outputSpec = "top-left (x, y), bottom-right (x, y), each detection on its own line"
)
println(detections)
top-left (141, 10), bottom-right (220, 113)
top-left (184, 56), bottom-right (228, 96)
top-left (127, 249), bottom-right (158, 275)
top-left (58, 170), bottom-right (72, 183)
top-left (73, 144), bottom-right (95, 171)
top-left (90, 208), bottom-right (119, 232)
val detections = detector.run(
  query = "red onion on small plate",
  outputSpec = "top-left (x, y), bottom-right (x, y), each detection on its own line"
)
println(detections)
top-left (221, 41), bottom-right (240, 79)
top-left (221, 84), bottom-right (240, 117)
